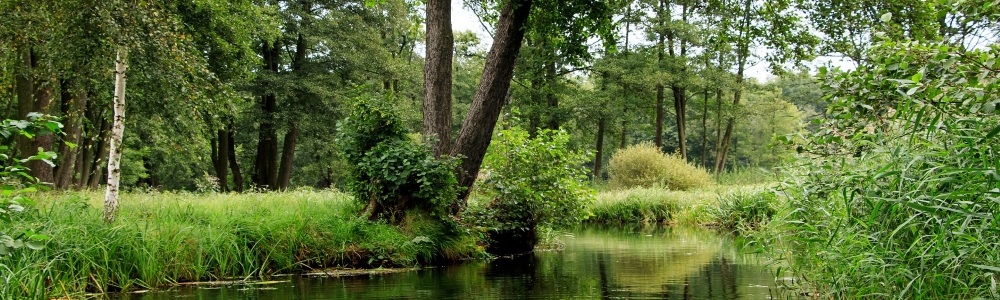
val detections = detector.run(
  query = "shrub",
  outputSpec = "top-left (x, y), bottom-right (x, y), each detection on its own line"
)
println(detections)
top-left (607, 142), bottom-right (669, 188)
top-left (466, 127), bottom-right (593, 255)
top-left (0, 114), bottom-right (60, 255)
top-left (608, 142), bottom-right (713, 190)
top-left (336, 94), bottom-right (460, 223)
top-left (661, 153), bottom-right (713, 191)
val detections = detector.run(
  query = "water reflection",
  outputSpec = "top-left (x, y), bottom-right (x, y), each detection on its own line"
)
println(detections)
top-left (118, 225), bottom-right (782, 299)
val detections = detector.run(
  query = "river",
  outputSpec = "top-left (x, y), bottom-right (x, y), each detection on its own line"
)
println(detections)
top-left (118, 225), bottom-right (787, 299)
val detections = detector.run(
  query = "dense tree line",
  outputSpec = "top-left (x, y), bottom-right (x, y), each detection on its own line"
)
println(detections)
top-left (4, 0), bottom-right (989, 193)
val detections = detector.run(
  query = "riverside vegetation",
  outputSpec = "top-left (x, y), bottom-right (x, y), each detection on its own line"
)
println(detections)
top-left (4, 0), bottom-right (1000, 299)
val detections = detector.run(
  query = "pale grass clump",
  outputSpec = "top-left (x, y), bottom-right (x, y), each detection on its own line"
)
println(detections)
top-left (608, 142), bottom-right (713, 191)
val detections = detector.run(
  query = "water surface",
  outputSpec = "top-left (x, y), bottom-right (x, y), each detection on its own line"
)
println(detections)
top-left (120, 225), bottom-right (783, 299)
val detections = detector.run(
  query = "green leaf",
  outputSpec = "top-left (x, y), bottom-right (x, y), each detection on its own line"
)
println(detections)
top-left (25, 240), bottom-right (44, 251)
top-left (911, 72), bottom-right (923, 82)
top-left (971, 264), bottom-right (1000, 272)
top-left (984, 124), bottom-right (1000, 139)
top-left (880, 12), bottom-right (892, 23)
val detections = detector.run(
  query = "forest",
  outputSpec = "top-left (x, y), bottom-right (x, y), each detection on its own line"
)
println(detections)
top-left (0, 0), bottom-right (998, 299)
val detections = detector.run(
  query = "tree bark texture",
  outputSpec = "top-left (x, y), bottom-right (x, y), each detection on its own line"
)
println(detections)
top-left (450, 0), bottom-right (533, 203)
top-left (104, 51), bottom-right (127, 223)
top-left (253, 42), bottom-right (280, 190)
top-left (423, 0), bottom-right (454, 156)
top-left (16, 49), bottom-right (55, 183)
top-left (277, 123), bottom-right (298, 190)
top-left (55, 82), bottom-right (88, 189)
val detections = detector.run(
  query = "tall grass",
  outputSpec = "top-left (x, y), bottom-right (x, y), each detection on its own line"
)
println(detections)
top-left (590, 185), bottom-right (773, 226)
top-left (0, 190), bottom-right (481, 299)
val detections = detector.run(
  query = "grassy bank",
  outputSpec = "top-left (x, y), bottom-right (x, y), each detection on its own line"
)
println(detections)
top-left (588, 184), bottom-right (776, 226)
top-left (1, 190), bottom-right (481, 299)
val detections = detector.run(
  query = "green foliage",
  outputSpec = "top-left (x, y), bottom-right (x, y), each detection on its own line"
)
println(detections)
top-left (0, 114), bottom-right (59, 256)
top-left (712, 189), bottom-right (776, 234)
top-left (470, 127), bottom-right (594, 233)
top-left (771, 32), bottom-right (1000, 298)
top-left (608, 142), bottom-right (713, 190)
top-left (337, 94), bottom-right (461, 221)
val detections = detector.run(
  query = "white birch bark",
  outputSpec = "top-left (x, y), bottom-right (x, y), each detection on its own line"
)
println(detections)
top-left (104, 51), bottom-right (127, 223)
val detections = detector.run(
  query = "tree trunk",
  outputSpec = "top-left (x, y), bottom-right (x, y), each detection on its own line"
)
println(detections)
top-left (104, 51), bottom-right (127, 223)
top-left (212, 129), bottom-right (230, 192)
top-left (88, 114), bottom-right (111, 189)
top-left (713, 89), bottom-right (724, 173)
top-left (276, 123), bottom-right (299, 190)
top-left (227, 130), bottom-right (243, 192)
top-left (253, 42), bottom-right (280, 190)
top-left (593, 117), bottom-right (606, 180)
top-left (55, 82), bottom-right (88, 189)
top-left (655, 83), bottom-right (664, 149)
top-left (715, 0), bottom-right (752, 173)
top-left (700, 89), bottom-right (710, 168)
top-left (423, 0), bottom-right (454, 156)
top-left (672, 85), bottom-right (687, 160)
top-left (16, 49), bottom-right (55, 183)
top-left (450, 0), bottom-right (533, 204)
top-left (654, 5), bottom-right (665, 150)
top-left (15, 48), bottom-right (33, 161)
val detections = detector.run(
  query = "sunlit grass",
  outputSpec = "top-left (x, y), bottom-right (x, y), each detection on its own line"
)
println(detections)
top-left (0, 190), bottom-right (481, 299)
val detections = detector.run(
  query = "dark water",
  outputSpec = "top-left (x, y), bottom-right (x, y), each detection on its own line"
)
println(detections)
top-left (120, 225), bottom-right (785, 299)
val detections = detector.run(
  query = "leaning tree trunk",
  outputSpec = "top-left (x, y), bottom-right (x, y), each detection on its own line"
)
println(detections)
top-left (450, 0), bottom-right (534, 204)
top-left (423, 0), bottom-right (454, 156)
top-left (104, 51), bottom-right (127, 223)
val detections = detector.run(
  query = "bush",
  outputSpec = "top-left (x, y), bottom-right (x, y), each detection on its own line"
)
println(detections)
top-left (661, 153), bottom-right (713, 191)
top-left (608, 142), bottom-right (713, 190)
top-left (466, 127), bottom-right (593, 255)
top-left (336, 95), bottom-right (460, 223)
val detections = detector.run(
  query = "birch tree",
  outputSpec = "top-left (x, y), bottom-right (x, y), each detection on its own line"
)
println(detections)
top-left (103, 51), bottom-right (127, 223)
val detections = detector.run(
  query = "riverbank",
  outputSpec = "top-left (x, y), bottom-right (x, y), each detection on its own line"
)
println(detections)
top-left (0, 190), bottom-right (482, 299)
top-left (2, 182), bottom-right (778, 299)
top-left (588, 184), bottom-right (776, 226)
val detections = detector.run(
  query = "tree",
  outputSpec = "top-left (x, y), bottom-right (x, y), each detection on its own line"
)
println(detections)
top-left (423, 0), bottom-right (454, 155)
top-left (710, 0), bottom-right (816, 172)
top-left (103, 51), bottom-right (126, 223)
